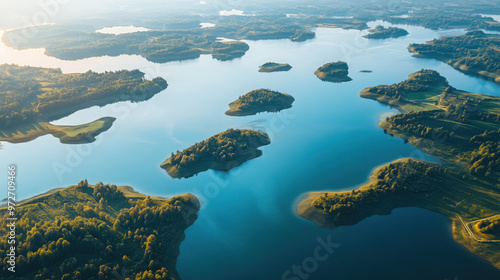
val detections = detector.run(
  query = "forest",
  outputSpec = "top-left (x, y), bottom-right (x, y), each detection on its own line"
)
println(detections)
top-left (2, 16), bottom-right (325, 63)
top-left (161, 129), bottom-right (271, 178)
top-left (0, 64), bottom-right (167, 130)
top-left (363, 69), bottom-right (448, 100)
top-left (0, 180), bottom-right (200, 280)
top-left (210, 41), bottom-right (250, 61)
top-left (362, 69), bottom-right (500, 180)
top-left (226, 89), bottom-right (295, 116)
top-left (385, 11), bottom-right (500, 31)
top-left (313, 160), bottom-right (444, 219)
top-left (384, 110), bottom-right (453, 143)
top-left (314, 61), bottom-right (352, 82)
top-left (2, 12), bottom-right (382, 63)
top-left (363, 25), bottom-right (408, 39)
top-left (469, 130), bottom-right (500, 177)
top-left (409, 31), bottom-right (500, 83)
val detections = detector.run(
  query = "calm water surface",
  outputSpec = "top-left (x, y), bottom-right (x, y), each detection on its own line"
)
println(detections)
top-left (1, 21), bottom-right (500, 279)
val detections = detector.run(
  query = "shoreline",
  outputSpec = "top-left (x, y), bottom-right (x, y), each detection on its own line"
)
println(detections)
top-left (296, 158), bottom-right (415, 228)
top-left (161, 150), bottom-right (263, 179)
top-left (225, 101), bottom-right (294, 116)
top-left (299, 71), bottom-right (500, 269)
top-left (295, 159), bottom-right (500, 269)
top-left (160, 129), bottom-right (271, 179)
top-left (0, 117), bottom-right (116, 144)
top-left (408, 46), bottom-right (500, 84)
top-left (0, 182), bottom-right (200, 280)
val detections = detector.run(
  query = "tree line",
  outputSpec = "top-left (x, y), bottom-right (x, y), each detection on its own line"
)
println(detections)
top-left (167, 129), bottom-right (269, 169)
top-left (313, 160), bottom-right (444, 219)
top-left (0, 180), bottom-right (198, 280)
top-left (0, 64), bottom-right (167, 129)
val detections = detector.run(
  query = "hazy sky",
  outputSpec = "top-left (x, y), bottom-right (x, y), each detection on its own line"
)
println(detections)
top-left (0, 0), bottom-right (212, 28)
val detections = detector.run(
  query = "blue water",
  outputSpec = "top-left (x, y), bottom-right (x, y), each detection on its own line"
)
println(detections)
top-left (1, 21), bottom-right (500, 279)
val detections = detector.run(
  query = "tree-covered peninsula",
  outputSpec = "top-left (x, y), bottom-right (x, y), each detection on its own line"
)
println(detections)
top-left (314, 61), bottom-right (352, 83)
top-left (161, 129), bottom-right (271, 179)
top-left (363, 25), bottom-right (408, 39)
top-left (225, 89), bottom-right (295, 116)
top-left (385, 11), bottom-right (500, 31)
top-left (408, 31), bottom-right (500, 83)
top-left (258, 62), bottom-right (292, 73)
top-left (0, 64), bottom-right (167, 144)
top-left (300, 69), bottom-right (500, 269)
top-left (0, 180), bottom-right (200, 280)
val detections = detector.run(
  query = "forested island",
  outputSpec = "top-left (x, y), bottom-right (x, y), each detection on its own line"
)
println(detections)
top-left (225, 89), bottom-right (295, 116)
top-left (211, 41), bottom-right (250, 61)
top-left (258, 62), bottom-right (292, 73)
top-left (0, 180), bottom-right (200, 280)
top-left (314, 61), bottom-right (352, 83)
top-left (161, 129), bottom-right (271, 179)
top-left (363, 25), bottom-right (408, 39)
top-left (300, 69), bottom-right (500, 269)
top-left (0, 64), bottom-right (167, 144)
top-left (408, 31), bottom-right (500, 84)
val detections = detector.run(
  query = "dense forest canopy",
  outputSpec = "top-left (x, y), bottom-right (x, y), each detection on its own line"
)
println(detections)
top-left (0, 64), bottom-right (167, 130)
top-left (362, 69), bottom-right (500, 180)
top-left (409, 31), bottom-right (500, 82)
top-left (314, 61), bottom-right (351, 82)
top-left (234, 89), bottom-right (294, 110)
top-left (162, 129), bottom-right (271, 178)
top-left (226, 88), bottom-right (295, 116)
top-left (0, 180), bottom-right (199, 280)
top-left (313, 159), bottom-right (444, 220)
top-left (364, 69), bottom-right (449, 101)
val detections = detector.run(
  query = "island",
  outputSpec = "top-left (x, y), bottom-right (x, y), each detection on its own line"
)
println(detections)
top-left (299, 69), bottom-right (500, 269)
top-left (225, 89), bottom-right (295, 116)
top-left (363, 25), bottom-right (408, 39)
top-left (408, 30), bottom-right (500, 84)
top-left (258, 62), bottom-right (292, 73)
top-left (0, 180), bottom-right (200, 279)
top-left (0, 64), bottom-right (167, 144)
top-left (161, 129), bottom-right (271, 179)
top-left (211, 41), bottom-right (250, 61)
top-left (314, 61), bottom-right (352, 83)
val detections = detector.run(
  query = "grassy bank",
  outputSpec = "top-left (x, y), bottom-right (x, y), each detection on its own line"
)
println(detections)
top-left (0, 117), bottom-right (116, 144)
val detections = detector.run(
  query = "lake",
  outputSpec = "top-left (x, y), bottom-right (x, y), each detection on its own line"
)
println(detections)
top-left (1, 20), bottom-right (500, 279)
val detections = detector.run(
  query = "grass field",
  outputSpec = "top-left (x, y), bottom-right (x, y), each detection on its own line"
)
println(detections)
top-left (0, 117), bottom-right (115, 144)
